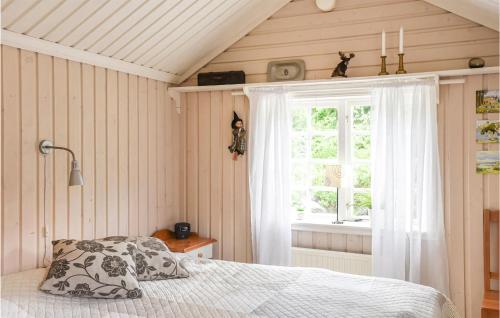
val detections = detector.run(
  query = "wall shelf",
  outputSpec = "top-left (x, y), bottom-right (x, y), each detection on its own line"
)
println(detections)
top-left (168, 66), bottom-right (499, 112)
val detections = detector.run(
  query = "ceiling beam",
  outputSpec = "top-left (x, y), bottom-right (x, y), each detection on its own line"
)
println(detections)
top-left (423, 0), bottom-right (499, 31)
top-left (0, 30), bottom-right (180, 83)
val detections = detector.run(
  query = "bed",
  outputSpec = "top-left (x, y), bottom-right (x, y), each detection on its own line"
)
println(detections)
top-left (1, 256), bottom-right (459, 318)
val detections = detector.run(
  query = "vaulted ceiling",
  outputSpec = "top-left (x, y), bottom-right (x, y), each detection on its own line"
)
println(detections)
top-left (0, 0), bottom-right (497, 84)
top-left (0, 0), bottom-right (289, 83)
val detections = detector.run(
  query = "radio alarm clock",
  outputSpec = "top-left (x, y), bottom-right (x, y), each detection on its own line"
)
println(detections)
top-left (174, 222), bottom-right (191, 239)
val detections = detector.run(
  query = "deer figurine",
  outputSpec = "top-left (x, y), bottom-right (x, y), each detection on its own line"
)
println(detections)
top-left (331, 51), bottom-right (355, 77)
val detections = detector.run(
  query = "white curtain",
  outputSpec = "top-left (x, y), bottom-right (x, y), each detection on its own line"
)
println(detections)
top-left (370, 79), bottom-right (449, 295)
top-left (246, 87), bottom-right (292, 266)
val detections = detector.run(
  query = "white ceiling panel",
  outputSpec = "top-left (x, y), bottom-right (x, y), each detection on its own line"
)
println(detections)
top-left (87, 0), bottom-right (163, 53)
top-left (26, 0), bottom-right (87, 38)
top-left (43, 0), bottom-right (111, 42)
top-left (1, 0), bottom-right (38, 28)
top-left (0, 0), bottom-right (291, 83)
top-left (7, 0), bottom-right (63, 34)
top-left (99, 0), bottom-right (181, 58)
top-left (113, 0), bottom-right (200, 61)
top-left (59, 0), bottom-right (127, 46)
top-left (73, 0), bottom-right (147, 50)
top-left (134, 0), bottom-right (235, 66)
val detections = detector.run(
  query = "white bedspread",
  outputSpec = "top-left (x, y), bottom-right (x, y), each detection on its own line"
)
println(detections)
top-left (1, 257), bottom-right (459, 318)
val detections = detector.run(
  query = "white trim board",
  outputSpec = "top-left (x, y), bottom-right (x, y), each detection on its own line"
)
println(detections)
top-left (0, 30), bottom-right (180, 83)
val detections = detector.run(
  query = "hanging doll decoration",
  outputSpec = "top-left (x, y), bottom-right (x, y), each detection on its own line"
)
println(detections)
top-left (228, 112), bottom-right (246, 160)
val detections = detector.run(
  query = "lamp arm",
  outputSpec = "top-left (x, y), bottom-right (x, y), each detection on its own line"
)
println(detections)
top-left (44, 145), bottom-right (76, 161)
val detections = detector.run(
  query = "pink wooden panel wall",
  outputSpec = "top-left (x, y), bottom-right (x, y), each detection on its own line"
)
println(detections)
top-left (0, 45), bottom-right (184, 275)
top-left (181, 91), bottom-right (252, 262)
top-left (438, 74), bottom-right (499, 318)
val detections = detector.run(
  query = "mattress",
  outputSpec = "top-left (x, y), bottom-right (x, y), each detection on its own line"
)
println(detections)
top-left (1, 256), bottom-right (459, 318)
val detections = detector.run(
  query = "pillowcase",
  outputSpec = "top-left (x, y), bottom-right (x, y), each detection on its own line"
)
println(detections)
top-left (103, 236), bottom-right (189, 281)
top-left (39, 239), bottom-right (142, 299)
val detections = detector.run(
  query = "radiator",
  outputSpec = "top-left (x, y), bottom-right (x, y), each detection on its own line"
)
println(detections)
top-left (291, 247), bottom-right (372, 276)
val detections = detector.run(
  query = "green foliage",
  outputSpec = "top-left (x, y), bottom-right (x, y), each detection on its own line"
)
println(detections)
top-left (312, 108), bottom-right (337, 130)
top-left (292, 107), bottom-right (307, 130)
top-left (312, 191), bottom-right (337, 214)
top-left (352, 106), bottom-right (371, 130)
top-left (312, 136), bottom-right (337, 159)
top-left (353, 165), bottom-right (371, 188)
top-left (353, 192), bottom-right (372, 216)
top-left (312, 164), bottom-right (326, 186)
top-left (292, 134), bottom-right (307, 158)
top-left (292, 163), bottom-right (307, 185)
top-left (353, 135), bottom-right (370, 159)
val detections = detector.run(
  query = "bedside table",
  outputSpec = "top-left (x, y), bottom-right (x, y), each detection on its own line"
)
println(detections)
top-left (153, 229), bottom-right (216, 259)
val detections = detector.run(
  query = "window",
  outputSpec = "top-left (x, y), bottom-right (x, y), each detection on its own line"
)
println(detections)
top-left (291, 97), bottom-right (372, 223)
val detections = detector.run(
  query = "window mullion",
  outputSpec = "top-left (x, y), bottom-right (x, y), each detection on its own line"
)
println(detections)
top-left (306, 105), bottom-right (313, 216)
top-left (338, 101), bottom-right (347, 222)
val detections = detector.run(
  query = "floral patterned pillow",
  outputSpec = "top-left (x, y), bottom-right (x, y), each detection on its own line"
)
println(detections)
top-left (39, 239), bottom-right (142, 299)
top-left (103, 236), bottom-right (189, 281)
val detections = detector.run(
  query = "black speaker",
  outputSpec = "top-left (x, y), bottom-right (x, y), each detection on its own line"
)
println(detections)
top-left (174, 222), bottom-right (190, 239)
top-left (197, 71), bottom-right (245, 86)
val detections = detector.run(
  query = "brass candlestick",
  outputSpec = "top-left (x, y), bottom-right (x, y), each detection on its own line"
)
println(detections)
top-left (396, 53), bottom-right (407, 74)
top-left (378, 56), bottom-right (389, 75)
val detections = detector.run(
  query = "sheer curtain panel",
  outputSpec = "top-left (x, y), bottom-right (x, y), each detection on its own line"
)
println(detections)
top-left (370, 79), bottom-right (449, 295)
top-left (246, 87), bottom-right (292, 266)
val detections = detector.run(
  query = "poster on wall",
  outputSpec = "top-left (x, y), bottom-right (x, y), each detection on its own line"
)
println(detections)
top-left (476, 90), bottom-right (500, 113)
top-left (476, 151), bottom-right (500, 174)
top-left (476, 120), bottom-right (500, 144)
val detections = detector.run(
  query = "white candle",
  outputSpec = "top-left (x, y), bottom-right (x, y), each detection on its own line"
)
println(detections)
top-left (399, 26), bottom-right (404, 54)
top-left (382, 30), bottom-right (386, 56)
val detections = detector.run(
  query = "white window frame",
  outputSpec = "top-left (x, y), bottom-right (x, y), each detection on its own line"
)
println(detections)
top-left (290, 96), bottom-right (371, 224)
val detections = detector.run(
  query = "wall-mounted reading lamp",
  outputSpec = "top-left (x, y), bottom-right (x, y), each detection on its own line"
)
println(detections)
top-left (39, 140), bottom-right (84, 186)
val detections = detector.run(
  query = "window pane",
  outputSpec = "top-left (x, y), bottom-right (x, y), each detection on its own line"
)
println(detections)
top-left (292, 134), bottom-right (307, 158)
top-left (353, 192), bottom-right (371, 216)
top-left (292, 163), bottom-right (308, 185)
top-left (352, 105), bottom-right (371, 130)
top-left (311, 191), bottom-right (337, 214)
top-left (313, 164), bottom-right (341, 187)
top-left (312, 135), bottom-right (337, 159)
top-left (312, 107), bottom-right (337, 130)
top-left (353, 164), bottom-right (371, 188)
top-left (292, 107), bottom-right (307, 131)
top-left (292, 190), bottom-right (307, 212)
top-left (353, 135), bottom-right (371, 160)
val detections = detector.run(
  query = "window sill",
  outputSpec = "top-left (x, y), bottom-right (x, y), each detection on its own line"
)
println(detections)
top-left (291, 220), bottom-right (371, 236)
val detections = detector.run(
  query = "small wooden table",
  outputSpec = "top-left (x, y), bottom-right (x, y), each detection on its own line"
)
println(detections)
top-left (153, 229), bottom-right (216, 259)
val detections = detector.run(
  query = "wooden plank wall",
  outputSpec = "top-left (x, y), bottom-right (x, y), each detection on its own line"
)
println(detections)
top-left (184, 0), bottom-right (499, 85)
top-left (182, 91), bottom-right (252, 262)
top-left (292, 231), bottom-right (371, 254)
top-left (438, 74), bottom-right (499, 318)
top-left (0, 45), bottom-right (184, 275)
